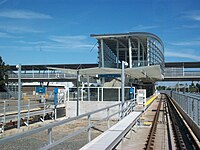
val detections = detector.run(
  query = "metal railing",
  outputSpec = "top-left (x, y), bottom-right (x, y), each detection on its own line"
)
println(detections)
top-left (165, 68), bottom-right (200, 77)
top-left (0, 98), bottom-right (136, 149)
top-left (67, 87), bottom-right (135, 102)
top-left (8, 73), bottom-right (76, 79)
top-left (0, 97), bottom-right (55, 132)
top-left (162, 90), bottom-right (200, 126)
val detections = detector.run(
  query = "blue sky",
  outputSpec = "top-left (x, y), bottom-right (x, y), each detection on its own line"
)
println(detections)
top-left (0, 0), bottom-right (200, 65)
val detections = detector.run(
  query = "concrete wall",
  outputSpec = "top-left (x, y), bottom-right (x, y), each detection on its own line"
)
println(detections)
top-left (65, 101), bottom-right (121, 120)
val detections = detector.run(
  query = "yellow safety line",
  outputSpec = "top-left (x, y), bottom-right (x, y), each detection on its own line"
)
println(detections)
top-left (145, 95), bottom-right (157, 106)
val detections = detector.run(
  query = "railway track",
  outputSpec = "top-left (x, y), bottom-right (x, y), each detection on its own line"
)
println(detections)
top-left (144, 93), bottom-right (199, 150)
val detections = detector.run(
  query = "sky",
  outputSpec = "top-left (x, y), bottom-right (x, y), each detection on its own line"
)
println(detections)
top-left (0, 0), bottom-right (200, 65)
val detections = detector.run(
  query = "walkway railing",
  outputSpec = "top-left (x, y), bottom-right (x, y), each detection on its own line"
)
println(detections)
top-left (162, 90), bottom-right (200, 126)
top-left (0, 96), bottom-right (54, 132)
top-left (0, 98), bottom-right (136, 149)
top-left (165, 68), bottom-right (200, 77)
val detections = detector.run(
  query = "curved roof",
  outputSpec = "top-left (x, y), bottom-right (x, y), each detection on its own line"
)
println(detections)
top-left (91, 32), bottom-right (164, 47)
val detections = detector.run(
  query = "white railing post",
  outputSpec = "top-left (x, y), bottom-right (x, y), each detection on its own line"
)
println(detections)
top-left (101, 87), bottom-right (103, 102)
top-left (3, 101), bottom-right (6, 131)
top-left (107, 108), bottom-right (110, 129)
top-left (48, 128), bottom-right (52, 144)
top-left (97, 87), bottom-right (100, 102)
top-left (118, 87), bottom-right (120, 102)
top-left (17, 64), bottom-right (21, 129)
top-left (43, 99), bottom-right (46, 121)
top-left (88, 115), bottom-right (91, 142)
top-left (27, 99), bottom-right (30, 126)
top-left (67, 88), bottom-right (69, 101)
top-left (81, 87), bottom-right (83, 101)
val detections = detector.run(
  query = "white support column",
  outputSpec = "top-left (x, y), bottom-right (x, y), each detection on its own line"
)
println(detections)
top-left (117, 41), bottom-right (119, 68)
top-left (101, 87), bottom-right (103, 101)
top-left (142, 45), bottom-right (145, 66)
top-left (100, 39), bottom-right (104, 67)
top-left (128, 38), bottom-right (132, 68)
top-left (87, 76), bottom-right (90, 101)
top-left (147, 38), bottom-right (150, 66)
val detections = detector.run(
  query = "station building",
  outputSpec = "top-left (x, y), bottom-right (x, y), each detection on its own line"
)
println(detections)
top-left (91, 32), bottom-right (164, 70)
top-left (91, 32), bottom-right (165, 96)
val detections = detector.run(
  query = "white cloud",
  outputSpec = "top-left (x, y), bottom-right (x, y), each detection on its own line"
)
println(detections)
top-left (50, 35), bottom-right (87, 43)
top-left (0, 0), bottom-right (8, 5)
top-left (183, 10), bottom-right (200, 21)
top-left (182, 24), bottom-right (200, 29)
top-left (49, 35), bottom-right (93, 50)
top-left (131, 25), bottom-right (158, 31)
top-left (0, 32), bottom-right (22, 38)
top-left (165, 51), bottom-right (200, 61)
top-left (169, 40), bottom-right (200, 46)
top-left (0, 9), bottom-right (52, 19)
top-left (0, 25), bottom-right (42, 33)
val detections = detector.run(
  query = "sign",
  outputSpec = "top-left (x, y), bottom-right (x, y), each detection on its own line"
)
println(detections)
top-left (36, 87), bottom-right (46, 93)
top-left (98, 74), bottom-right (121, 78)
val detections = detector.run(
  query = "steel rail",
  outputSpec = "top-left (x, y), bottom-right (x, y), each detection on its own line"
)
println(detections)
top-left (166, 94), bottom-right (200, 150)
top-left (145, 97), bottom-right (162, 150)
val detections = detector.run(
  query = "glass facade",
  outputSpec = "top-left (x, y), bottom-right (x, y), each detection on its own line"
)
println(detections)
top-left (93, 32), bottom-right (165, 74)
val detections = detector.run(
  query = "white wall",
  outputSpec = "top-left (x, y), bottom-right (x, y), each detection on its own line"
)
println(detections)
top-left (65, 101), bottom-right (120, 120)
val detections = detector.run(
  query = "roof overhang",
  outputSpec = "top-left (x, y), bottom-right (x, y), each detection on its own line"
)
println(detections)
top-left (91, 32), bottom-right (164, 47)
top-left (48, 65), bottom-right (163, 82)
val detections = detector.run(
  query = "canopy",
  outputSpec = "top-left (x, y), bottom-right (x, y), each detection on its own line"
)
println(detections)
top-left (48, 65), bottom-right (163, 81)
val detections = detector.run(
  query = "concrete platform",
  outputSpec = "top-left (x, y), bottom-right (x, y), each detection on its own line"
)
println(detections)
top-left (80, 112), bottom-right (142, 150)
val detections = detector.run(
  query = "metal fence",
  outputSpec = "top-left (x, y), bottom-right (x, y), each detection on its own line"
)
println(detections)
top-left (162, 90), bottom-right (200, 126)
top-left (0, 93), bottom-right (55, 132)
top-left (67, 87), bottom-right (135, 102)
top-left (8, 72), bottom-right (76, 79)
top-left (0, 98), bottom-right (136, 149)
top-left (165, 67), bottom-right (200, 77)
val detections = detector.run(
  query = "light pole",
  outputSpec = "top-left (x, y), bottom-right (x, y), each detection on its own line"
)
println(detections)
top-left (76, 70), bottom-right (80, 116)
top-left (121, 61), bottom-right (128, 118)
top-left (16, 64), bottom-right (21, 129)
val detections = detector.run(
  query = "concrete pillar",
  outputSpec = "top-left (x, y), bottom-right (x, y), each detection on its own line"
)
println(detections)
top-left (100, 39), bottom-right (104, 67)
top-left (117, 41), bottom-right (119, 68)
top-left (128, 38), bottom-right (132, 68)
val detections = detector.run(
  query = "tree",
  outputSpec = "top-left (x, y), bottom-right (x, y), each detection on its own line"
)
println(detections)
top-left (196, 83), bottom-right (200, 93)
top-left (0, 56), bottom-right (9, 92)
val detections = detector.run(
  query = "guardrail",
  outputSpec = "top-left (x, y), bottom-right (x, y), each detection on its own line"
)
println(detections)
top-left (162, 90), bottom-right (200, 126)
top-left (67, 87), bottom-right (135, 102)
top-left (0, 99), bottom-right (136, 149)
top-left (0, 98), bottom-right (55, 132)
top-left (8, 73), bottom-right (76, 79)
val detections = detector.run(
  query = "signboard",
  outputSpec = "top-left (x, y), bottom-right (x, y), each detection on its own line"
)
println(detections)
top-left (98, 74), bottom-right (121, 78)
top-left (36, 87), bottom-right (46, 93)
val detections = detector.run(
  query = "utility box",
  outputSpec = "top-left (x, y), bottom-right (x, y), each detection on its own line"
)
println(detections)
top-left (137, 89), bottom-right (146, 105)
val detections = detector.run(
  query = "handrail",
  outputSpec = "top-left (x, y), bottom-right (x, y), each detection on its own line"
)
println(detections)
top-left (0, 99), bottom-right (135, 148)
top-left (161, 90), bottom-right (200, 126)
